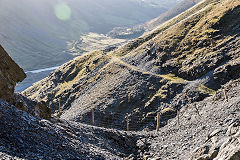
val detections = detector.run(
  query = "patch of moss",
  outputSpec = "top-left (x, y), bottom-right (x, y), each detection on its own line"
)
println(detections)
top-left (204, 51), bottom-right (218, 59)
top-left (205, 28), bottom-right (219, 34)
top-left (155, 89), bottom-right (168, 99)
top-left (210, 17), bottom-right (220, 24)
top-left (145, 88), bottom-right (168, 108)
top-left (160, 108), bottom-right (176, 115)
top-left (160, 74), bottom-right (187, 83)
top-left (198, 84), bottom-right (216, 95)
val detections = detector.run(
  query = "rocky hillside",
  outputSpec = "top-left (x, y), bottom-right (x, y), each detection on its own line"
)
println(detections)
top-left (0, 0), bottom-right (238, 159)
top-left (0, 98), bottom-right (140, 159)
top-left (0, 45), bottom-right (141, 159)
top-left (1, 77), bottom-right (240, 159)
top-left (144, 79), bottom-right (240, 159)
top-left (24, 0), bottom-right (240, 130)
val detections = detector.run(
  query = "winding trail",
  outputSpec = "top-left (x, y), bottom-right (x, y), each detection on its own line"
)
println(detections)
top-left (110, 56), bottom-right (216, 95)
top-left (111, 56), bottom-right (188, 83)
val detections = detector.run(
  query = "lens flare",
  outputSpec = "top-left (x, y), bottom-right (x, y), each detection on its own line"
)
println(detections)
top-left (54, 3), bottom-right (71, 21)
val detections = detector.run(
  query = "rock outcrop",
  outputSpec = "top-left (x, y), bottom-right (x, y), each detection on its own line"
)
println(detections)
top-left (0, 45), bottom-right (52, 120)
top-left (34, 101), bottom-right (51, 119)
top-left (138, 79), bottom-right (240, 160)
top-left (0, 45), bottom-right (26, 104)
top-left (214, 58), bottom-right (240, 84)
top-left (190, 119), bottom-right (240, 160)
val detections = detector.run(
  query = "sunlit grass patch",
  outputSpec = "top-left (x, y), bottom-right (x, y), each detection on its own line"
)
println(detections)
top-left (198, 84), bottom-right (216, 95)
top-left (160, 74), bottom-right (187, 83)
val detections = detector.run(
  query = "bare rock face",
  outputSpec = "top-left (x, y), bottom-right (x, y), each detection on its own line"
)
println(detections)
top-left (214, 59), bottom-right (240, 85)
top-left (190, 120), bottom-right (240, 160)
top-left (14, 93), bottom-right (52, 120)
top-left (34, 101), bottom-right (51, 119)
top-left (0, 46), bottom-right (51, 120)
top-left (0, 45), bottom-right (26, 104)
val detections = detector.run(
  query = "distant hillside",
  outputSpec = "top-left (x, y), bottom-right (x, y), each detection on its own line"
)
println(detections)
top-left (0, 0), bottom-right (179, 71)
top-left (144, 0), bottom-right (202, 31)
top-left (108, 0), bottom-right (203, 39)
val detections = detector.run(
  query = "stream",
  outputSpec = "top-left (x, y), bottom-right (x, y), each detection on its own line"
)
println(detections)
top-left (15, 65), bottom-right (60, 92)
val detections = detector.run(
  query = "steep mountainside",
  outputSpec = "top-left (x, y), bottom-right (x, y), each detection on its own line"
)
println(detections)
top-left (0, 0), bottom-right (178, 71)
top-left (24, 0), bottom-right (240, 131)
top-left (0, 0), bottom-right (240, 159)
top-left (144, 79), bottom-right (240, 159)
top-left (2, 78), bottom-right (240, 159)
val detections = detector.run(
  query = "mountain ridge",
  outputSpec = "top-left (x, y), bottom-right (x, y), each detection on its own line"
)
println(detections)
top-left (107, 0), bottom-right (203, 39)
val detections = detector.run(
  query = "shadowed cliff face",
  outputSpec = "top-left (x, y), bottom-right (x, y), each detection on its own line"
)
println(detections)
top-left (0, 45), bottom-right (62, 121)
top-left (0, 45), bottom-right (26, 104)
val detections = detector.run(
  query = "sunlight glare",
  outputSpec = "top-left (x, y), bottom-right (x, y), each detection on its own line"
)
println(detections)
top-left (54, 3), bottom-right (71, 21)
